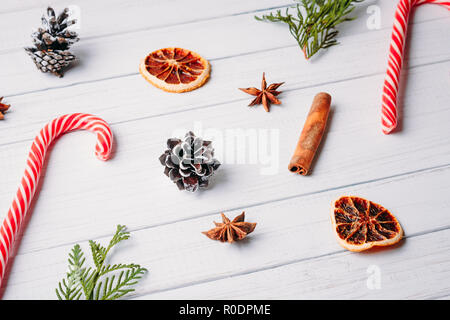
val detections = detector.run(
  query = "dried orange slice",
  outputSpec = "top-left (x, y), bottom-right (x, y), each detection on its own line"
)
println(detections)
top-left (331, 196), bottom-right (403, 252)
top-left (139, 47), bottom-right (210, 93)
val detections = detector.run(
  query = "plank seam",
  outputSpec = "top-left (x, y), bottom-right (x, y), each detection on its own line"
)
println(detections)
top-left (2, 57), bottom-right (449, 149)
top-left (129, 226), bottom-right (450, 299)
top-left (3, 16), bottom-right (449, 97)
top-left (10, 162), bottom-right (450, 257)
top-left (0, 3), bottom-right (292, 54)
top-left (1, 5), bottom-right (447, 55)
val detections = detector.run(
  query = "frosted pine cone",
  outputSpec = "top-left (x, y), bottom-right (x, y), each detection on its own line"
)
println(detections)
top-left (25, 7), bottom-right (79, 77)
top-left (159, 132), bottom-right (221, 192)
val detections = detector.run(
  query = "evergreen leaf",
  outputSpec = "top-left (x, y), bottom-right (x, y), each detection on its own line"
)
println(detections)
top-left (55, 244), bottom-right (85, 300)
top-left (56, 225), bottom-right (147, 300)
top-left (255, 0), bottom-right (365, 59)
top-left (99, 266), bottom-right (147, 300)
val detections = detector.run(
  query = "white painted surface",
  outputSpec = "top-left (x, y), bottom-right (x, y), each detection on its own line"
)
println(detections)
top-left (0, 0), bottom-right (449, 299)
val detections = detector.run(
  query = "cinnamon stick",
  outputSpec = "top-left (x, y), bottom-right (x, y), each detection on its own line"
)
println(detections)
top-left (288, 92), bottom-right (331, 175)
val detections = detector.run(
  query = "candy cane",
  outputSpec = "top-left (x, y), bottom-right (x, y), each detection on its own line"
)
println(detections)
top-left (0, 113), bottom-right (113, 286)
top-left (381, 0), bottom-right (450, 134)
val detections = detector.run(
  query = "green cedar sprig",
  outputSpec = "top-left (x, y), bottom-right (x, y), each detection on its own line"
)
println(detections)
top-left (255, 0), bottom-right (364, 59)
top-left (56, 225), bottom-right (147, 300)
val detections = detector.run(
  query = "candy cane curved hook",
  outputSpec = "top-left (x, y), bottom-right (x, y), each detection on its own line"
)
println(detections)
top-left (0, 113), bottom-right (113, 286)
top-left (381, 0), bottom-right (450, 134)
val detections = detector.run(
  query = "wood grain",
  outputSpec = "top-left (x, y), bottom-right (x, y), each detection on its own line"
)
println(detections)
top-left (0, 0), bottom-right (293, 50)
top-left (1, 18), bottom-right (449, 143)
top-left (1, 5), bottom-right (448, 96)
top-left (0, 61), bottom-right (449, 255)
top-left (3, 165), bottom-right (450, 299)
top-left (141, 229), bottom-right (450, 300)
top-left (0, 0), bottom-right (449, 300)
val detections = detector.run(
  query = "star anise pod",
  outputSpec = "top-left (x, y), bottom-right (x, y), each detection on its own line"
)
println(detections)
top-left (0, 97), bottom-right (11, 120)
top-left (202, 212), bottom-right (257, 243)
top-left (239, 72), bottom-right (284, 112)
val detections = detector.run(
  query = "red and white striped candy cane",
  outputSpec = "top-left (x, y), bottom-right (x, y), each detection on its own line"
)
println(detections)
top-left (381, 0), bottom-right (450, 134)
top-left (0, 113), bottom-right (113, 286)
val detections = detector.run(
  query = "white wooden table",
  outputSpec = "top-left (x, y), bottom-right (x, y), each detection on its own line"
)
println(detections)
top-left (0, 0), bottom-right (449, 300)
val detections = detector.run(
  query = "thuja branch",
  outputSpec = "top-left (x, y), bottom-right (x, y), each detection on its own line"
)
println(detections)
top-left (56, 225), bottom-right (147, 300)
top-left (255, 0), bottom-right (365, 60)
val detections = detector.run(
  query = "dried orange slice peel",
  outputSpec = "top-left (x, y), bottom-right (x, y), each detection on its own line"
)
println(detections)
top-left (331, 196), bottom-right (403, 252)
top-left (139, 47), bottom-right (210, 93)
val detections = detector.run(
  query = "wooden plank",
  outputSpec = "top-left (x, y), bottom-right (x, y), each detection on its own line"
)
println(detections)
top-left (2, 165), bottom-right (450, 299)
top-left (1, 6), bottom-right (448, 96)
top-left (139, 229), bottom-right (450, 300)
top-left (1, 1), bottom-right (449, 300)
top-left (0, 62), bottom-right (449, 254)
top-left (0, 0), bottom-right (292, 51)
top-left (1, 18), bottom-right (449, 143)
top-left (2, 0), bottom-right (447, 52)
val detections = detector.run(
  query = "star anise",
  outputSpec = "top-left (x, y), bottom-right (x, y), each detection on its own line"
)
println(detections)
top-left (202, 212), bottom-right (257, 243)
top-left (0, 97), bottom-right (11, 120)
top-left (239, 72), bottom-right (284, 112)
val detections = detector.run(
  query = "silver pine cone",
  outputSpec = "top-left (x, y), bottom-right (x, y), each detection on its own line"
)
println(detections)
top-left (25, 7), bottom-right (79, 77)
top-left (159, 132), bottom-right (221, 192)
